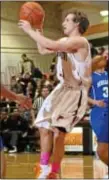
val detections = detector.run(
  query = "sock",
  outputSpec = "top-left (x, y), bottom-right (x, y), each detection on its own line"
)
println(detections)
top-left (51, 162), bottom-right (60, 173)
top-left (40, 152), bottom-right (50, 165)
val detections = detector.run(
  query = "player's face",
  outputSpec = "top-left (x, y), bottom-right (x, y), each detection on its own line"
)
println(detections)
top-left (62, 14), bottom-right (78, 36)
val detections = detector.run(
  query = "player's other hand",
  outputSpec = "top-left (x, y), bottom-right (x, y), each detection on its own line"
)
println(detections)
top-left (18, 20), bottom-right (32, 34)
top-left (95, 100), bottom-right (106, 107)
top-left (16, 94), bottom-right (32, 109)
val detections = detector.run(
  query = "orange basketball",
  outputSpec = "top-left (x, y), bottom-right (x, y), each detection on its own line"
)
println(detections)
top-left (19, 2), bottom-right (45, 29)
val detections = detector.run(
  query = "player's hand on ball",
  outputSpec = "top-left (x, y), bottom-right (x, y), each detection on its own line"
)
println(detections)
top-left (18, 20), bottom-right (32, 33)
top-left (95, 100), bottom-right (106, 107)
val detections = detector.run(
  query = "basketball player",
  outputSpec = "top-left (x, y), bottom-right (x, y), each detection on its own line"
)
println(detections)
top-left (0, 84), bottom-right (32, 178)
top-left (19, 10), bottom-right (92, 179)
top-left (88, 55), bottom-right (108, 178)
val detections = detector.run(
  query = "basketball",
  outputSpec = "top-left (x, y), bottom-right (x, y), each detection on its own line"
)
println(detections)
top-left (19, 2), bottom-right (45, 29)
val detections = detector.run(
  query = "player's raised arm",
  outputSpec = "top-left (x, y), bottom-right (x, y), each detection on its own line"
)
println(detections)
top-left (18, 20), bottom-right (87, 53)
top-left (36, 41), bottom-right (55, 55)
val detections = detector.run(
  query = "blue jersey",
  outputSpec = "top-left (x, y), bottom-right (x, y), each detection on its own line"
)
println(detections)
top-left (89, 71), bottom-right (108, 105)
top-left (89, 71), bottom-right (109, 143)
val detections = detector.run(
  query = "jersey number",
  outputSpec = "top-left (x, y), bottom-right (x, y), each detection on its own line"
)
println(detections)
top-left (103, 87), bottom-right (108, 98)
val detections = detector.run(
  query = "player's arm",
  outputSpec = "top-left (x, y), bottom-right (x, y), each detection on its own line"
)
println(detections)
top-left (37, 42), bottom-right (55, 55)
top-left (35, 29), bottom-right (55, 54)
top-left (88, 97), bottom-right (106, 107)
top-left (88, 85), bottom-right (106, 107)
top-left (1, 84), bottom-right (18, 101)
top-left (18, 20), bottom-right (87, 53)
top-left (1, 84), bottom-right (32, 109)
top-left (88, 97), bottom-right (97, 106)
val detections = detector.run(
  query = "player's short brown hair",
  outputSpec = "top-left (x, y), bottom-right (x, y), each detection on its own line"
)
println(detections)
top-left (65, 10), bottom-right (90, 34)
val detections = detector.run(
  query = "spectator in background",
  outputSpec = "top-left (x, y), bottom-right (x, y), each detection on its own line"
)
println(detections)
top-left (1, 109), bottom-right (28, 153)
top-left (32, 67), bottom-right (43, 79)
top-left (10, 76), bottom-right (23, 94)
top-left (34, 79), bottom-right (43, 98)
top-left (0, 97), bottom-right (8, 109)
top-left (0, 109), bottom-right (10, 152)
top-left (19, 73), bottom-right (37, 96)
top-left (31, 86), bottom-right (50, 122)
top-left (26, 82), bottom-right (35, 99)
top-left (90, 43), bottom-right (98, 58)
top-left (10, 76), bottom-right (18, 93)
top-left (16, 79), bottom-right (24, 94)
top-left (98, 47), bottom-right (105, 55)
top-left (20, 53), bottom-right (35, 75)
top-left (50, 56), bottom-right (57, 74)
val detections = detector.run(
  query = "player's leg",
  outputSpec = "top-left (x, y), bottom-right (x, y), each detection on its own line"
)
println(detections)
top-left (47, 128), bottom-right (66, 179)
top-left (97, 142), bottom-right (108, 165)
top-left (0, 137), bottom-right (6, 178)
top-left (34, 126), bottom-right (53, 178)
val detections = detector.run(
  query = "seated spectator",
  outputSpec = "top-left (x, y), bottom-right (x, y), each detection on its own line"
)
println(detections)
top-left (19, 73), bottom-right (37, 95)
top-left (19, 106), bottom-right (31, 122)
top-left (8, 100), bottom-right (17, 113)
top-left (26, 82), bottom-right (35, 100)
top-left (10, 76), bottom-right (23, 94)
top-left (0, 97), bottom-right (8, 109)
top-left (49, 56), bottom-right (57, 74)
top-left (10, 76), bottom-right (18, 93)
top-left (34, 79), bottom-right (44, 98)
top-left (0, 109), bottom-right (10, 152)
top-left (1, 108), bottom-right (28, 153)
top-left (16, 79), bottom-right (24, 94)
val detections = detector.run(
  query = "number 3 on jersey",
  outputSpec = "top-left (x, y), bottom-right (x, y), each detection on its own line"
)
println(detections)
top-left (103, 87), bottom-right (108, 98)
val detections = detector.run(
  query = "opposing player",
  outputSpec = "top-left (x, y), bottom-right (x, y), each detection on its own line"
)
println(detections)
top-left (19, 10), bottom-right (92, 179)
top-left (88, 55), bottom-right (108, 178)
top-left (0, 84), bottom-right (32, 178)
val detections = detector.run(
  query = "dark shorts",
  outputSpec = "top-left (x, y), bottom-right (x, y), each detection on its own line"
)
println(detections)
top-left (90, 106), bottom-right (109, 143)
top-left (56, 127), bottom-right (67, 133)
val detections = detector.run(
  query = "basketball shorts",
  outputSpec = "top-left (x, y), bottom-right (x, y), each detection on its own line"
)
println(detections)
top-left (90, 106), bottom-right (109, 143)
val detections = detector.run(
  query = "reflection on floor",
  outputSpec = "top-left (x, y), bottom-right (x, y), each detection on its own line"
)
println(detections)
top-left (5, 153), bottom-right (108, 179)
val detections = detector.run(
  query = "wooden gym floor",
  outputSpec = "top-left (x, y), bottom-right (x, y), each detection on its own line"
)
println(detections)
top-left (5, 153), bottom-right (108, 179)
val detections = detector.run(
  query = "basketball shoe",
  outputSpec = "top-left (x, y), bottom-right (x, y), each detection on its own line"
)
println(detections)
top-left (34, 163), bottom-right (51, 179)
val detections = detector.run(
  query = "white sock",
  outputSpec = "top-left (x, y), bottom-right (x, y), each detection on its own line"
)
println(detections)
top-left (40, 164), bottom-right (50, 171)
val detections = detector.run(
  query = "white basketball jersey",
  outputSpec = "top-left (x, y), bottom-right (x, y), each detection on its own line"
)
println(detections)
top-left (56, 38), bottom-right (92, 88)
